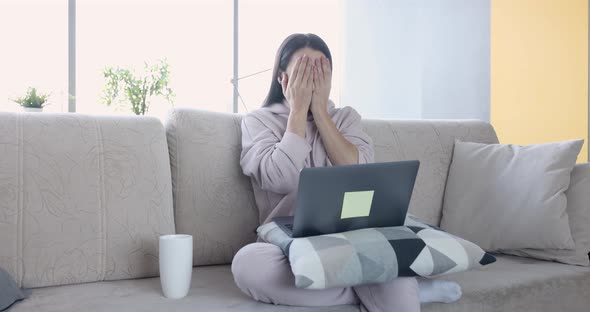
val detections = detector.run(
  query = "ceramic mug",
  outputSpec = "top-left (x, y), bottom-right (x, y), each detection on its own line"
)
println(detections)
top-left (159, 234), bottom-right (193, 299)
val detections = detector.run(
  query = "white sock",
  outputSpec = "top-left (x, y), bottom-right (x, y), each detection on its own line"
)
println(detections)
top-left (417, 278), bottom-right (462, 303)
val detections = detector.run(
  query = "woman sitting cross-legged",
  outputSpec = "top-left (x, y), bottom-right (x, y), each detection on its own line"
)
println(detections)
top-left (232, 33), bottom-right (462, 312)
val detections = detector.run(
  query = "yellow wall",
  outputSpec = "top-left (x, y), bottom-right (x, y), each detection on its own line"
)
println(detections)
top-left (491, 0), bottom-right (588, 162)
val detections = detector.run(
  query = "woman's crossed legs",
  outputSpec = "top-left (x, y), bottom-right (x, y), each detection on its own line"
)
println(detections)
top-left (231, 243), bottom-right (421, 312)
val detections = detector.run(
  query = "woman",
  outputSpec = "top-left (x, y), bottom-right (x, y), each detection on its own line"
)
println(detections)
top-left (233, 33), bottom-right (461, 312)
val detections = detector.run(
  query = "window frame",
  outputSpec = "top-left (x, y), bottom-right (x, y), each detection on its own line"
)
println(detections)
top-left (67, 0), bottom-right (241, 113)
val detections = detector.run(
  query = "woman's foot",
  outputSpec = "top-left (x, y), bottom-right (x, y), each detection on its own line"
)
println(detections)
top-left (417, 279), bottom-right (462, 303)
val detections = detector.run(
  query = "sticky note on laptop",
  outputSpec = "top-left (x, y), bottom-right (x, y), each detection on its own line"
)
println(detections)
top-left (340, 190), bottom-right (374, 219)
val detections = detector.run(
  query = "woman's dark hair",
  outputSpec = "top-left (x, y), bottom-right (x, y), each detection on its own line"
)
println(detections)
top-left (262, 33), bottom-right (332, 107)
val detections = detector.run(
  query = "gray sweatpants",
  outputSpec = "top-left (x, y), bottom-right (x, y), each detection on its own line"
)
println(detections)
top-left (231, 243), bottom-right (420, 312)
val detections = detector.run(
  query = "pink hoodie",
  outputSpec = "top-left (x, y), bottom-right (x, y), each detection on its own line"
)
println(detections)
top-left (240, 100), bottom-right (375, 225)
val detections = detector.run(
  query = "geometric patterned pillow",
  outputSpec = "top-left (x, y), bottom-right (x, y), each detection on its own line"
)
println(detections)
top-left (257, 215), bottom-right (496, 289)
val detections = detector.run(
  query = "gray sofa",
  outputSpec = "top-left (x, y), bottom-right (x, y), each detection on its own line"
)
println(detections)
top-left (1, 109), bottom-right (589, 312)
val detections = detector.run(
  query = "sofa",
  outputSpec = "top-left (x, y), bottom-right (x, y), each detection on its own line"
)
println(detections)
top-left (1, 108), bottom-right (589, 312)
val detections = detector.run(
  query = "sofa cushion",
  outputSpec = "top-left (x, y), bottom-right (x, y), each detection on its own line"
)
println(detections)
top-left (165, 109), bottom-right (260, 267)
top-left (441, 140), bottom-right (583, 251)
top-left (361, 120), bottom-right (499, 227)
top-left (0, 113), bottom-right (175, 288)
top-left (9, 256), bottom-right (590, 312)
top-left (0, 266), bottom-right (29, 311)
top-left (166, 107), bottom-right (499, 266)
top-left (501, 163), bottom-right (590, 266)
top-left (423, 255), bottom-right (590, 312)
top-left (9, 266), bottom-right (357, 312)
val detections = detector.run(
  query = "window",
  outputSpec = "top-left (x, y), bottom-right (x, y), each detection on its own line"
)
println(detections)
top-left (77, 0), bottom-right (233, 119)
top-left (237, 0), bottom-right (342, 113)
top-left (0, 0), bottom-right (68, 113)
top-left (1, 0), bottom-right (342, 116)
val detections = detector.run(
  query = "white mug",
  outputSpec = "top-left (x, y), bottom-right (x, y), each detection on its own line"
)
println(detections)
top-left (159, 234), bottom-right (193, 299)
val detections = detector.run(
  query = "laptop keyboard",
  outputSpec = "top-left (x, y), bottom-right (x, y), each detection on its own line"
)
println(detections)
top-left (284, 223), bottom-right (293, 230)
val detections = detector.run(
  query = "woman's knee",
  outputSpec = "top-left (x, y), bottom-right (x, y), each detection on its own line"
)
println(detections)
top-left (231, 243), bottom-right (289, 294)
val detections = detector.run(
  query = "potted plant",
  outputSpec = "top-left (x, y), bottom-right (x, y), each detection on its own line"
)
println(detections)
top-left (102, 59), bottom-right (174, 115)
top-left (13, 87), bottom-right (49, 112)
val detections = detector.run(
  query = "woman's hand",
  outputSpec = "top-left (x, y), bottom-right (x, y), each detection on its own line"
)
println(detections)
top-left (281, 55), bottom-right (314, 115)
top-left (310, 56), bottom-right (332, 117)
top-left (284, 55), bottom-right (313, 138)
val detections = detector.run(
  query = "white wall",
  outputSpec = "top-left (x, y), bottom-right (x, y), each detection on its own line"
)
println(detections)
top-left (339, 0), bottom-right (490, 121)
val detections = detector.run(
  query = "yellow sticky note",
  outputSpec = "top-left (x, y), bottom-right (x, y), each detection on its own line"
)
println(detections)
top-left (340, 190), bottom-right (374, 219)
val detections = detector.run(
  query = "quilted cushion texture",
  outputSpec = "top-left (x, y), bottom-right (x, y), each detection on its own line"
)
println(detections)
top-left (165, 109), bottom-right (260, 266)
top-left (0, 113), bottom-right (175, 288)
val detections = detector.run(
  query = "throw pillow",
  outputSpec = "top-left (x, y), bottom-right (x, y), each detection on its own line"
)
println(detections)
top-left (0, 267), bottom-right (29, 311)
top-left (501, 163), bottom-right (590, 266)
top-left (257, 215), bottom-right (496, 289)
top-left (440, 139), bottom-right (583, 251)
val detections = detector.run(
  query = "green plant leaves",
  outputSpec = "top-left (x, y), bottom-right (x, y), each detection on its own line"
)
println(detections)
top-left (13, 87), bottom-right (49, 108)
top-left (101, 59), bottom-right (174, 115)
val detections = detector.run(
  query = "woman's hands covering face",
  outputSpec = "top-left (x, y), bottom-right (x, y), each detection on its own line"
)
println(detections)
top-left (281, 54), bottom-right (331, 116)
top-left (310, 55), bottom-right (331, 115)
top-left (281, 55), bottom-right (313, 114)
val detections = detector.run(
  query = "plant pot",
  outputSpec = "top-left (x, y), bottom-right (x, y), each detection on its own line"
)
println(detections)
top-left (22, 107), bottom-right (43, 113)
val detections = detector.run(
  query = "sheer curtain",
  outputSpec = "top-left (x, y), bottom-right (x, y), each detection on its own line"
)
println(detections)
top-left (0, 0), bottom-right (68, 113)
top-left (76, 0), bottom-right (234, 119)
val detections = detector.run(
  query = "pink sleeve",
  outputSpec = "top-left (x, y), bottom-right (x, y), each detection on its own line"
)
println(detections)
top-left (338, 107), bottom-right (375, 164)
top-left (240, 115), bottom-right (311, 194)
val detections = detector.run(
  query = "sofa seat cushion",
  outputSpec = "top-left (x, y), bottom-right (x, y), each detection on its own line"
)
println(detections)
top-left (424, 254), bottom-right (590, 312)
top-left (9, 266), bottom-right (357, 312)
top-left (10, 256), bottom-right (590, 312)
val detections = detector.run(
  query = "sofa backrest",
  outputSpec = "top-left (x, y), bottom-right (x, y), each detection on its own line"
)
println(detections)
top-left (166, 108), bottom-right (499, 266)
top-left (361, 119), bottom-right (499, 224)
top-left (166, 109), bottom-right (260, 267)
top-left (0, 113), bottom-right (174, 288)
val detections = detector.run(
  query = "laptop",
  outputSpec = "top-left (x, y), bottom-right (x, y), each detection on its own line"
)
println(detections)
top-left (273, 160), bottom-right (420, 238)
